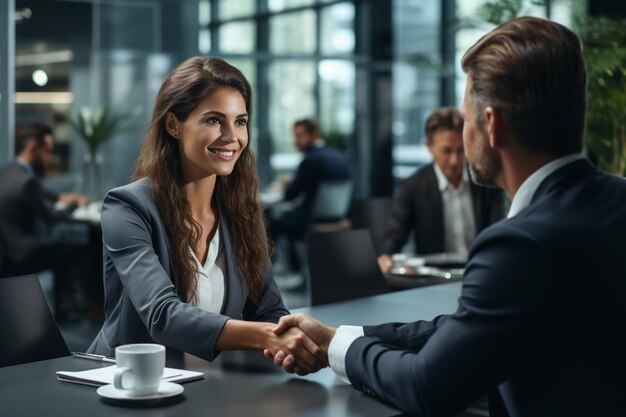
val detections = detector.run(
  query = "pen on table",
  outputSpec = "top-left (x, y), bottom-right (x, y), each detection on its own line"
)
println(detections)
top-left (71, 352), bottom-right (116, 363)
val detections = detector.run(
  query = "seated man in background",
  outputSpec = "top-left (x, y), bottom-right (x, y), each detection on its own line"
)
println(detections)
top-left (0, 124), bottom-right (92, 317)
top-left (378, 107), bottom-right (505, 273)
top-left (268, 118), bottom-right (351, 269)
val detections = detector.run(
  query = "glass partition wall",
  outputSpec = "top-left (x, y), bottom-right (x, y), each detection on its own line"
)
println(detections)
top-left (8, 0), bottom-right (588, 198)
top-left (391, 0), bottom-right (587, 184)
top-left (202, 0), bottom-right (360, 189)
top-left (10, 0), bottom-right (368, 196)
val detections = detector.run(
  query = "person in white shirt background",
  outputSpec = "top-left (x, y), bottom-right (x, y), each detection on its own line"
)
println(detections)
top-left (377, 107), bottom-right (505, 273)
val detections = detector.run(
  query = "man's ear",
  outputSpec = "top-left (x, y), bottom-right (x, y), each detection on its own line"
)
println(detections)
top-left (24, 140), bottom-right (38, 154)
top-left (483, 106), bottom-right (505, 149)
top-left (165, 112), bottom-right (181, 139)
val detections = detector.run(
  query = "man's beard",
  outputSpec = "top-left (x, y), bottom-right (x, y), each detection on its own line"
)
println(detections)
top-left (467, 130), bottom-right (500, 188)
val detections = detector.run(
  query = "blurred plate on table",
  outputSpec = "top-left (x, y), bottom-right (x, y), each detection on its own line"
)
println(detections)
top-left (421, 252), bottom-right (467, 269)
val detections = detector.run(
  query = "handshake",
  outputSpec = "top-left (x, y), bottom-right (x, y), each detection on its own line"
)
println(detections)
top-left (262, 314), bottom-right (336, 375)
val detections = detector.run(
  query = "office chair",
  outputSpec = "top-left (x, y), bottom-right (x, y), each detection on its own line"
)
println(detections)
top-left (309, 180), bottom-right (353, 232)
top-left (278, 180), bottom-right (354, 277)
top-left (0, 274), bottom-right (70, 367)
top-left (305, 229), bottom-right (390, 306)
top-left (349, 197), bottom-right (393, 255)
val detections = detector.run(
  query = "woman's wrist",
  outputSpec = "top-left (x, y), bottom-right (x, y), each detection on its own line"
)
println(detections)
top-left (216, 320), bottom-right (275, 351)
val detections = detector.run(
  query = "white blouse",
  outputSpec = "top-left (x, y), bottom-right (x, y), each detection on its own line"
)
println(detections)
top-left (191, 226), bottom-right (226, 314)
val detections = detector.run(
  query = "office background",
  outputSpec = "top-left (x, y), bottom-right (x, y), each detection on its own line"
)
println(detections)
top-left (0, 0), bottom-right (624, 201)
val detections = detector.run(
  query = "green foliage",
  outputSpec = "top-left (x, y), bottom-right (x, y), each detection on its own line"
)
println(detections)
top-left (68, 106), bottom-right (127, 158)
top-left (578, 16), bottom-right (626, 175)
top-left (473, 1), bottom-right (626, 175)
top-left (324, 130), bottom-right (349, 151)
top-left (475, 0), bottom-right (525, 25)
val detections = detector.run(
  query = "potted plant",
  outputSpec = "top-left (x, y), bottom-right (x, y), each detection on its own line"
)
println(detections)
top-left (578, 16), bottom-right (626, 175)
top-left (473, 1), bottom-right (626, 175)
top-left (68, 105), bottom-right (127, 199)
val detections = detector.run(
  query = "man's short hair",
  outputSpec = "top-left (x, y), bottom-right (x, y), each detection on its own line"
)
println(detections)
top-left (461, 16), bottom-right (587, 156)
top-left (15, 123), bottom-right (53, 154)
top-left (425, 107), bottom-right (464, 143)
top-left (293, 118), bottom-right (320, 136)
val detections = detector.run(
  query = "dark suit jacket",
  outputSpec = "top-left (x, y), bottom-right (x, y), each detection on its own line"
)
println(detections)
top-left (282, 145), bottom-right (351, 229)
top-left (345, 159), bottom-right (626, 417)
top-left (270, 146), bottom-right (352, 236)
top-left (0, 162), bottom-right (74, 265)
top-left (88, 178), bottom-right (288, 361)
top-left (381, 163), bottom-right (505, 255)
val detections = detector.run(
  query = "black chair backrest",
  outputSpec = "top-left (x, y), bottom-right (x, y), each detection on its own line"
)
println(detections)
top-left (306, 229), bottom-right (389, 306)
top-left (349, 198), bottom-right (393, 255)
top-left (0, 274), bottom-right (70, 367)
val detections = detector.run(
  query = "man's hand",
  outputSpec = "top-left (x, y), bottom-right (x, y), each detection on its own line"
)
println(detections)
top-left (59, 192), bottom-right (91, 207)
top-left (377, 254), bottom-right (392, 273)
top-left (263, 325), bottom-right (326, 376)
top-left (264, 314), bottom-right (336, 373)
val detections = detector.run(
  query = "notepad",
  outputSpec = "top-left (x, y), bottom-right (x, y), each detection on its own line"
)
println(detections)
top-left (56, 366), bottom-right (204, 387)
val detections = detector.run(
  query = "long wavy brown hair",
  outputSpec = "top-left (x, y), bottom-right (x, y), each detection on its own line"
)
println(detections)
top-left (133, 56), bottom-right (268, 303)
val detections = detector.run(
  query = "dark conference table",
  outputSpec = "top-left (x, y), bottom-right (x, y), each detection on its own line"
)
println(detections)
top-left (0, 282), bottom-right (462, 417)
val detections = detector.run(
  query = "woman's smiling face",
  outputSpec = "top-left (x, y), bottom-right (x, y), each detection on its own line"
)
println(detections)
top-left (167, 87), bottom-right (249, 181)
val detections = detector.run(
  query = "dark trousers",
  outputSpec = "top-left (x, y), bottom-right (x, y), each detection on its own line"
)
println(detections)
top-left (266, 208), bottom-right (310, 272)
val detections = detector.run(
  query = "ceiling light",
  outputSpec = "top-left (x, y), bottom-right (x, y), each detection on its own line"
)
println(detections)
top-left (32, 69), bottom-right (48, 86)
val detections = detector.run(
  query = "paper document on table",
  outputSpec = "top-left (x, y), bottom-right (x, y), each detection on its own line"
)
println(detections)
top-left (56, 365), bottom-right (204, 387)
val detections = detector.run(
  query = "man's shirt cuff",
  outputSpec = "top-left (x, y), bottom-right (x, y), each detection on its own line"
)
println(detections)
top-left (328, 325), bottom-right (364, 383)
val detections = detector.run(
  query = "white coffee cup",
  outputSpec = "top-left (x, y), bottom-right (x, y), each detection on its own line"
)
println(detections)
top-left (113, 344), bottom-right (165, 396)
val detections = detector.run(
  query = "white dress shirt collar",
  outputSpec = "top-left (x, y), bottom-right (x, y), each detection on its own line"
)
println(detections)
top-left (192, 226), bottom-right (226, 314)
top-left (15, 157), bottom-right (35, 176)
top-left (507, 153), bottom-right (584, 218)
top-left (433, 162), bottom-right (469, 192)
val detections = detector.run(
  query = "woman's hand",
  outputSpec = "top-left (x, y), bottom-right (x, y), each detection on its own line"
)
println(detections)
top-left (214, 319), bottom-right (326, 375)
top-left (263, 326), bottom-right (327, 375)
top-left (263, 314), bottom-right (335, 374)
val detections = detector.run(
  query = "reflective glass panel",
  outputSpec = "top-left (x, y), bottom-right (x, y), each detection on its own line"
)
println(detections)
top-left (320, 2), bottom-right (355, 55)
top-left (270, 10), bottom-right (316, 54)
top-left (198, 29), bottom-right (211, 54)
top-left (218, 0), bottom-right (255, 20)
top-left (268, 0), bottom-right (315, 12)
top-left (391, 0), bottom-right (441, 180)
top-left (268, 60), bottom-right (316, 175)
top-left (198, 0), bottom-right (211, 25)
top-left (318, 60), bottom-right (355, 143)
top-left (219, 21), bottom-right (256, 53)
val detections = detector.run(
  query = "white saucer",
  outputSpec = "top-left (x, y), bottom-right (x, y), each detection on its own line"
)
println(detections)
top-left (97, 381), bottom-right (184, 401)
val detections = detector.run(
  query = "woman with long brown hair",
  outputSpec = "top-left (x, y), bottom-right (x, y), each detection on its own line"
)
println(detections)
top-left (88, 57), bottom-right (323, 374)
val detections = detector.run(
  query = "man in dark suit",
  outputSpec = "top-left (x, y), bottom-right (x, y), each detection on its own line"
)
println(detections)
top-left (0, 125), bottom-right (91, 316)
top-left (268, 118), bottom-right (351, 269)
top-left (269, 17), bottom-right (626, 416)
top-left (378, 107), bottom-right (505, 273)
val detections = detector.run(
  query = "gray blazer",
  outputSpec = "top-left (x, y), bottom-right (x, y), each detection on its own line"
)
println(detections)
top-left (88, 178), bottom-right (288, 361)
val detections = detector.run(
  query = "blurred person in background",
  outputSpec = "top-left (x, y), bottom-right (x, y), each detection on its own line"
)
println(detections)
top-left (0, 124), bottom-right (92, 318)
top-left (268, 118), bottom-right (351, 271)
top-left (378, 107), bottom-right (505, 273)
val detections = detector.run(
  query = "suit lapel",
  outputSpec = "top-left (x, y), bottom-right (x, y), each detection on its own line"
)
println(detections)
top-left (425, 165), bottom-right (445, 253)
